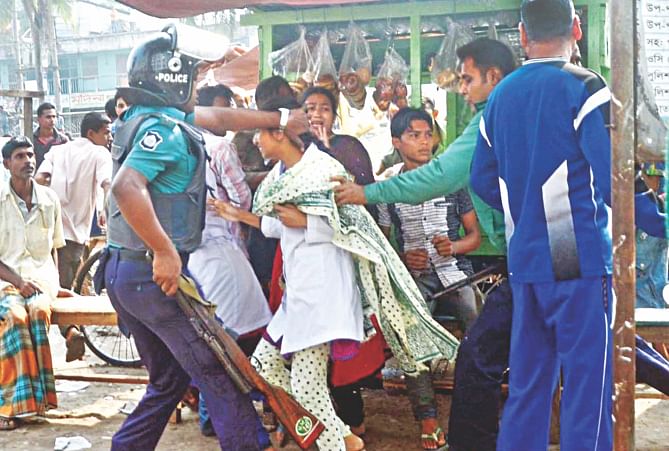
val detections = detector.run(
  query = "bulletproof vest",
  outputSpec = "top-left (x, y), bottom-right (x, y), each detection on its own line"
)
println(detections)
top-left (107, 113), bottom-right (207, 253)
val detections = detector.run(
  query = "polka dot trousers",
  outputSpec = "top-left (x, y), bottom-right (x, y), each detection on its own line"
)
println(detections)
top-left (252, 339), bottom-right (349, 451)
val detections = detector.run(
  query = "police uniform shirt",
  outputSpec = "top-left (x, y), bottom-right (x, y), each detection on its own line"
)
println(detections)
top-left (121, 105), bottom-right (197, 194)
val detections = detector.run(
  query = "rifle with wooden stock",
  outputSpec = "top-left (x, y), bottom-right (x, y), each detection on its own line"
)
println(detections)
top-left (176, 275), bottom-right (324, 449)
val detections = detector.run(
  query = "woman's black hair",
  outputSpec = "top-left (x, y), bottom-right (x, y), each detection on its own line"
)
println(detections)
top-left (300, 86), bottom-right (339, 113)
top-left (104, 98), bottom-right (118, 120)
top-left (258, 96), bottom-right (330, 154)
top-left (257, 95), bottom-right (301, 112)
top-left (255, 76), bottom-right (294, 109)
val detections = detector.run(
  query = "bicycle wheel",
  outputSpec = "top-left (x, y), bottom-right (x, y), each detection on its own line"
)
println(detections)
top-left (73, 248), bottom-right (143, 368)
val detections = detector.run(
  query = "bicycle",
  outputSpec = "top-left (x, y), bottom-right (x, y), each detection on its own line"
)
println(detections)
top-left (72, 238), bottom-right (143, 368)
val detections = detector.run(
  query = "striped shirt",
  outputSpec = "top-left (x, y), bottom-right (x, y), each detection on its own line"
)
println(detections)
top-left (202, 133), bottom-right (251, 251)
top-left (378, 163), bottom-right (474, 287)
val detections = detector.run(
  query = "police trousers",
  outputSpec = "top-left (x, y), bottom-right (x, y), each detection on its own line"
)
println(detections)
top-left (104, 249), bottom-right (261, 451)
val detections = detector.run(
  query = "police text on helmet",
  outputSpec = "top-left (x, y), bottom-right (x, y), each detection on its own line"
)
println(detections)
top-left (156, 73), bottom-right (189, 83)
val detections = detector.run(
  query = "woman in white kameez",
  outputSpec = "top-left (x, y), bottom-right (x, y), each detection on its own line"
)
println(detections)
top-left (212, 96), bottom-right (365, 451)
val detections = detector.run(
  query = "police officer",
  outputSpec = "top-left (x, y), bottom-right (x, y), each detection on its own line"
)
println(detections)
top-left (105, 24), bottom-right (306, 451)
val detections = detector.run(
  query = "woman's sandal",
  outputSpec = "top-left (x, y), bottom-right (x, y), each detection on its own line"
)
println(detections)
top-left (420, 425), bottom-right (447, 451)
top-left (0, 418), bottom-right (19, 431)
top-left (344, 433), bottom-right (366, 451)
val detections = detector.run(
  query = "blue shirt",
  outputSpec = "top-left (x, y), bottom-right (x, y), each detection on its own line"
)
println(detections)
top-left (122, 105), bottom-right (197, 194)
top-left (471, 58), bottom-right (612, 283)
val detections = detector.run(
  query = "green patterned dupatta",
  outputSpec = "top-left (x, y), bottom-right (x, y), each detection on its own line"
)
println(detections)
top-left (253, 146), bottom-right (459, 373)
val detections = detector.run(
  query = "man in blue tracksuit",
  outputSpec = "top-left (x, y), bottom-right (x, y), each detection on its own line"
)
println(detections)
top-left (104, 25), bottom-right (307, 451)
top-left (335, 33), bottom-right (668, 450)
top-left (470, 1), bottom-right (615, 449)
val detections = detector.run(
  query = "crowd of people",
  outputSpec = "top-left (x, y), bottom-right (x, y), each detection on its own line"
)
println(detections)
top-left (1, 0), bottom-right (668, 450)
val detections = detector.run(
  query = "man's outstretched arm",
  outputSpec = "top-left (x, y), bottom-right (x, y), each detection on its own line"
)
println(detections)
top-left (334, 112), bottom-right (481, 206)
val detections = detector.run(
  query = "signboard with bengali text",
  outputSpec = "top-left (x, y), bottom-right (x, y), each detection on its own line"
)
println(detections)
top-left (643, 0), bottom-right (669, 120)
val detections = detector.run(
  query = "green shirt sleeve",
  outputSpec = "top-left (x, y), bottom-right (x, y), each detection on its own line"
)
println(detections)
top-left (364, 110), bottom-right (482, 205)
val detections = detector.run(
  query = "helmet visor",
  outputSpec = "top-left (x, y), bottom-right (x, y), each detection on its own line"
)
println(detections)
top-left (167, 23), bottom-right (230, 62)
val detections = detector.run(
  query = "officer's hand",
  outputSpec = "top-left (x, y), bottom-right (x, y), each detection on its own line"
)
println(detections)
top-left (432, 235), bottom-right (454, 257)
top-left (332, 176), bottom-right (366, 205)
top-left (18, 279), bottom-right (41, 298)
top-left (284, 109), bottom-right (310, 143)
top-left (403, 249), bottom-right (429, 272)
top-left (275, 204), bottom-right (307, 228)
top-left (153, 247), bottom-right (181, 297)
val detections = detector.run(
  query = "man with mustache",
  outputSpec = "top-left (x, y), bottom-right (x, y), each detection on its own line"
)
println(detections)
top-left (0, 136), bottom-right (65, 430)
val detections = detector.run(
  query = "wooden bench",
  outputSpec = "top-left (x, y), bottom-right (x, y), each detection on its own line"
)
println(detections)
top-left (51, 295), bottom-right (146, 384)
top-left (51, 295), bottom-right (118, 327)
top-left (49, 294), bottom-right (188, 420)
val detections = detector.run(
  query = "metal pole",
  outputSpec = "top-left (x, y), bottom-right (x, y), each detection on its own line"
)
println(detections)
top-left (610, 1), bottom-right (636, 449)
top-left (13, 0), bottom-right (24, 90)
top-left (409, 14), bottom-right (422, 107)
top-left (23, 96), bottom-right (32, 137)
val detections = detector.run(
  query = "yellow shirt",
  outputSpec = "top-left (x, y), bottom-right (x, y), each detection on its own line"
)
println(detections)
top-left (0, 179), bottom-right (65, 299)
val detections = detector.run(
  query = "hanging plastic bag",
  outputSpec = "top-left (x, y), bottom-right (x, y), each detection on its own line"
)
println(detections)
top-left (339, 22), bottom-right (373, 109)
top-left (374, 46), bottom-right (409, 111)
top-left (311, 28), bottom-right (339, 98)
top-left (431, 18), bottom-right (476, 91)
top-left (269, 27), bottom-right (313, 96)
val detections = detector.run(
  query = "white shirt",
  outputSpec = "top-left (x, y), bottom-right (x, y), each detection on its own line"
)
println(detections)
top-left (336, 87), bottom-right (393, 172)
top-left (261, 214), bottom-right (363, 355)
top-left (188, 134), bottom-right (270, 336)
top-left (38, 138), bottom-right (112, 244)
top-left (0, 180), bottom-right (65, 299)
top-left (188, 239), bottom-right (271, 336)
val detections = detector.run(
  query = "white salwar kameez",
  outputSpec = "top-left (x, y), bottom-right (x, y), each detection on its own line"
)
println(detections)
top-left (260, 214), bottom-right (364, 355)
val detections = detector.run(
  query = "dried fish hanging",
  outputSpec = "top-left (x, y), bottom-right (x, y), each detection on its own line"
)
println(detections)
top-left (431, 18), bottom-right (476, 91)
top-left (269, 27), bottom-right (314, 97)
top-left (374, 46), bottom-right (409, 111)
top-left (311, 28), bottom-right (340, 99)
top-left (338, 22), bottom-right (373, 109)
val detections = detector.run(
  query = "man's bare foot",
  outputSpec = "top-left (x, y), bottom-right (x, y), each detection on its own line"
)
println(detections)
top-left (65, 327), bottom-right (86, 362)
top-left (420, 417), bottom-right (446, 450)
top-left (271, 425), bottom-right (289, 448)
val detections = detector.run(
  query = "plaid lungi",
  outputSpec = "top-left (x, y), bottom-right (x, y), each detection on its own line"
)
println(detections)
top-left (0, 287), bottom-right (57, 418)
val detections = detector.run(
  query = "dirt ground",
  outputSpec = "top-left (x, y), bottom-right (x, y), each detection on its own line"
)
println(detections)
top-left (0, 328), bottom-right (667, 451)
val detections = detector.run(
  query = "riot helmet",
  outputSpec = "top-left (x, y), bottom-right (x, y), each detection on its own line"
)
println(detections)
top-left (118, 24), bottom-right (229, 107)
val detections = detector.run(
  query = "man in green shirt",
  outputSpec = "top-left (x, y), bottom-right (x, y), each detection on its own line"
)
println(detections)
top-left (334, 37), bottom-right (516, 451)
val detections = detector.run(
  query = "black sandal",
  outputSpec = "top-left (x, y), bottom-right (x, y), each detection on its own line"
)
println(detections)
top-left (0, 418), bottom-right (19, 431)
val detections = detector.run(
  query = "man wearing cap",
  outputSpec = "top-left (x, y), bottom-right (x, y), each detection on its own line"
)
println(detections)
top-left (636, 162), bottom-right (668, 309)
top-left (104, 24), bottom-right (307, 451)
top-left (0, 136), bottom-right (64, 430)
top-left (470, 0), bottom-right (615, 449)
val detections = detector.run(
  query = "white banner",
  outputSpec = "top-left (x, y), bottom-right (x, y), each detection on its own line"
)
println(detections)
top-left (642, 0), bottom-right (669, 119)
